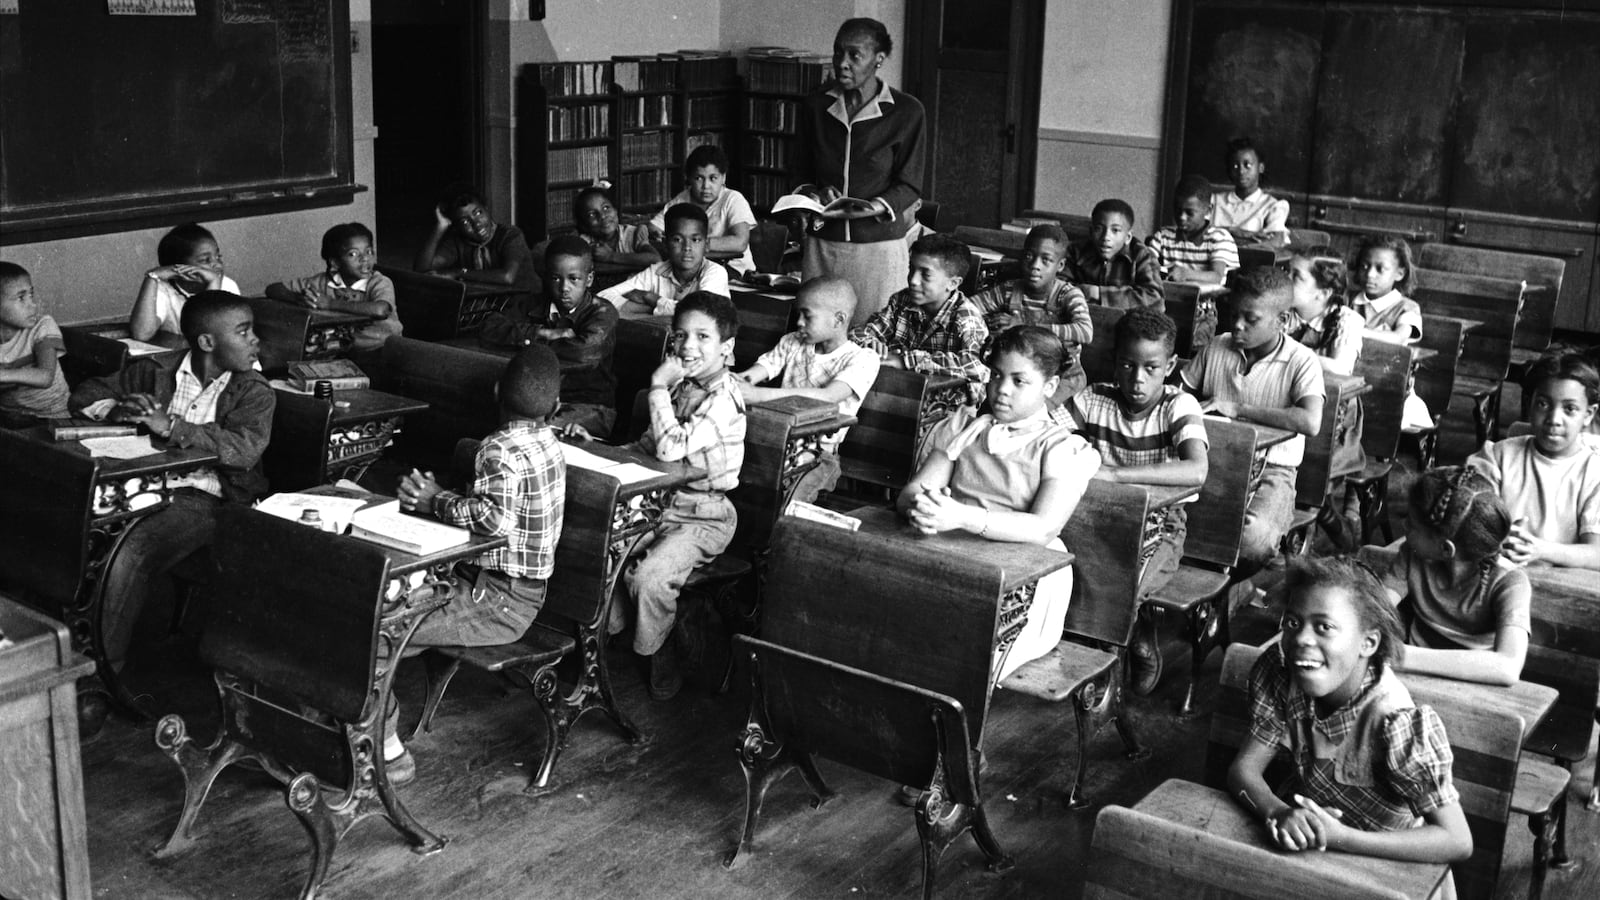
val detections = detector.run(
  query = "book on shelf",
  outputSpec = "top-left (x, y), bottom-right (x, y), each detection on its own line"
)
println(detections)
top-left (47, 419), bottom-right (138, 441)
top-left (287, 359), bottom-right (369, 392)
top-left (348, 499), bottom-right (472, 556)
top-left (540, 61), bottom-right (613, 97)
top-left (754, 395), bottom-right (838, 425)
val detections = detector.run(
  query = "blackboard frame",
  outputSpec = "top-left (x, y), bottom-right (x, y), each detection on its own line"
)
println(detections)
top-left (0, 0), bottom-right (362, 246)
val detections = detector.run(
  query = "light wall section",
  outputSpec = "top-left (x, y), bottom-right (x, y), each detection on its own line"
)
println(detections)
top-left (3, 1), bottom-right (380, 327)
top-left (1032, 0), bottom-right (1170, 233)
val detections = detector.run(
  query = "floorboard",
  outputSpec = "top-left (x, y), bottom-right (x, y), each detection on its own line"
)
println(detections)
top-left (78, 610), bottom-right (1600, 899)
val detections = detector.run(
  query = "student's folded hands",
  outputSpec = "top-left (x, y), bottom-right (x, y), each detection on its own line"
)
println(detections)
top-left (1268, 794), bottom-right (1345, 852)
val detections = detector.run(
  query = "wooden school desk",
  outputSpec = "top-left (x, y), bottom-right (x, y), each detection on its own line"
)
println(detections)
top-left (268, 386), bottom-right (431, 489)
top-left (779, 412), bottom-right (856, 506)
top-left (246, 298), bottom-right (371, 372)
top-left (8, 428), bottom-right (218, 713)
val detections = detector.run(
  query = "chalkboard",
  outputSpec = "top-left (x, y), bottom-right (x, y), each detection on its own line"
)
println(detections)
top-left (1311, 9), bottom-right (1463, 206)
top-left (1450, 11), bottom-right (1600, 223)
top-left (0, 0), bottom-right (355, 242)
top-left (1179, 1), bottom-right (1324, 195)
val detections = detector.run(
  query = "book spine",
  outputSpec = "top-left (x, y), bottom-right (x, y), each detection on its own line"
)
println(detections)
top-left (348, 526), bottom-right (422, 557)
top-left (53, 426), bottom-right (137, 441)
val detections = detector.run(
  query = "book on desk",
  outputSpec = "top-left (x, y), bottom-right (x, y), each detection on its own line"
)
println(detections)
top-left (287, 359), bottom-right (370, 392)
top-left (47, 419), bottom-right (139, 441)
top-left (753, 395), bottom-right (838, 426)
top-left (348, 500), bottom-right (472, 556)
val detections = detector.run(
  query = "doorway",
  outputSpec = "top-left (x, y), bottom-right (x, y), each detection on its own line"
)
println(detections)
top-left (372, 0), bottom-right (487, 269)
top-left (904, 0), bottom-right (1044, 229)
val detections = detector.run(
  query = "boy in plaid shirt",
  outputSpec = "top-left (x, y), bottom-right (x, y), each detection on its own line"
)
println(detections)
top-left (1068, 307), bottom-right (1210, 694)
top-left (617, 292), bottom-right (746, 700)
top-left (1148, 174), bottom-right (1240, 285)
top-left (851, 233), bottom-right (989, 401)
top-left (973, 223), bottom-right (1092, 402)
top-left (394, 345), bottom-right (568, 780)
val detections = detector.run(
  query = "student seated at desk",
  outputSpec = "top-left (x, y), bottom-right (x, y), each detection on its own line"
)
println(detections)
top-left (1062, 198), bottom-right (1162, 310)
top-left (898, 326), bottom-right (1099, 683)
top-left (733, 277), bottom-right (880, 503)
top-left (1184, 266), bottom-right (1324, 568)
top-left (0, 262), bottom-right (70, 425)
top-left (1229, 557), bottom-right (1473, 870)
top-left (69, 292), bottom-right (274, 736)
top-left (1352, 235), bottom-right (1421, 345)
top-left (1287, 247), bottom-right (1363, 376)
top-left (575, 292), bottom-right (744, 702)
top-left (1357, 467), bottom-right (1529, 687)
top-left (1210, 137), bottom-right (1291, 246)
top-left (480, 237), bottom-right (620, 439)
top-left (265, 222), bottom-right (402, 355)
top-left (130, 222), bottom-right (243, 343)
top-left (972, 223), bottom-right (1092, 402)
top-left (850, 232), bottom-right (989, 402)
top-left (598, 203), bottom-right (730, 318)
top-left (393, 346), bottom-right (567, 783)
top-left (1468, 353), bottom-right (1600, 570)
top-left (1148, 175), bottom-right (1240, 286)
top-left (414, 184), bottom-right (537, 293)
top-left (1067, 307), bottom-right (1209, 695)
top-left (648, 145), bottom-right (757, 275)
top-left (572, 185), bottom-right (659, 269)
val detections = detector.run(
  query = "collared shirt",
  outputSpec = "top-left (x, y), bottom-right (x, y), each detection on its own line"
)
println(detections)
top-left (597, 259), bottom-right (730, 317)
top-left (164, 353), bottom-right (231, 497)
top-left (1062, 237), bottom-right (1163, 309)
top-left (584, 222), bottom-right (655, 256)
top-left (479, 292), bottom-right (620, 408)
top-left (634, 371), bottom-right (746, 494)
top-left (148, 274), bottom-right (243, 338)
top-left (431, 223), bottom-right (538, 292)
top-left (1290, 304), bottom-right (1365, 375)
top-left (971, 278), bottom-right (1093, 362)
top-left (432, 421), bottom-right (565, 580)
top-left (1355, 289), bottom-right (1423, 342)
top-left (279, 269), bottom-right (403, 351)
top-left (850, 289), bottom-right (990, 391)
top-left (753, 333), bottom-right (881, 454)
top-left (1210, 187), bottom-right (1290, 238)
top-left (1184, 334), bottom-right (1325, 467)
top-left (1148, 223), bottom-right (1241, 277)
top-left (1247, 643), bottom-right (1458, 833)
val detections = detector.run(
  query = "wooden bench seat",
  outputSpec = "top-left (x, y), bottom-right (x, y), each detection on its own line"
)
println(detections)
top-left (1413, 269), bottom-right (1525, 456)
top-left (1416, 244), bottom-right (1564, 382)
top-left (376, 336), bottom-right (508, 473)
top-left (838, 367), bottom-right (966, 493)
top-left (380, 266), bottom-right (522, 342)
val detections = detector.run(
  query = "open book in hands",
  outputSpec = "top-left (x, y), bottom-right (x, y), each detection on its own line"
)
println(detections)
top-left (770, 193), bottom-right (882, 220)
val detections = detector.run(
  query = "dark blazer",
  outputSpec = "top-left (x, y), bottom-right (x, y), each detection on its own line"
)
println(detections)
top-left (794, 83), bottom-right (926, 245)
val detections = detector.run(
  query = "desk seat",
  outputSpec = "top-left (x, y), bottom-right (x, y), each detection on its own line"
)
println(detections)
top-left (1000, 641), bottom-right (1115, 702)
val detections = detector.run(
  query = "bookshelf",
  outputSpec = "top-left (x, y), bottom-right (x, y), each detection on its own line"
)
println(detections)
top-left (741, 52), bottom-right (830, 211)
top-left (613, 55), bottom-right (680, 216)
top-left (680, 55), bottom-right (740, 180)
top-left (519, 61), bottom-right (617, 240)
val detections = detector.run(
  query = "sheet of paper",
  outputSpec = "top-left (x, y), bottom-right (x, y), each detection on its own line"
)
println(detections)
top-left (119, 337), bottom-right (172, 356)
top-left (769, 193), bottom-right (828, 216)
top-left (78, 398), bottom-right (117, 421)
top-left (255, 492), bottom-right (372, 533)
top-left (604, 462), bottom-right (665, 485)
top-left (559, 442), bottom-right (625, 473)
top-left (78, 435), bottom-right (158, 459)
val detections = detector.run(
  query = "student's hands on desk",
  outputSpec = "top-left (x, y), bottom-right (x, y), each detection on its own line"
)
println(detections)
top-left (108, 393), bottom-right (174, 437)
top-left (1267, 794), bottom-right (1346, 852)
top-left (905, 485), bottom-right (973, 536)
top-left (398, 469), bottom-right (443, 515)
top-left (1502, 517), bottom-right (1549, 566)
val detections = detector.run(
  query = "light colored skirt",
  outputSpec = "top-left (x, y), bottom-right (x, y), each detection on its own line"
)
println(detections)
top-left (803, 235), bottom-right (909, 327)
top-left (993, 538), bottom-right (1073, 684)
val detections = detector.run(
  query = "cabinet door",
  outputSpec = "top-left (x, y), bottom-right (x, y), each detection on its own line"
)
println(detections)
top-left (1311, 8), bottom-right (1464, 207)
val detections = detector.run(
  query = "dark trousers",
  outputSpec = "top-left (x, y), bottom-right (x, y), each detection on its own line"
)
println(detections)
top-left (100, 489), bottom-right (221, 675)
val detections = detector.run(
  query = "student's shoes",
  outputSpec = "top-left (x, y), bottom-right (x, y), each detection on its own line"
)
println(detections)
top-left (648, 645), bottom-right (683, 701)
top-left (384, 750), bottom-right (416, 786)
top-left (1127, 620), bottom-right (1164, 697)
top-left (77, 689), bottom-right (112, 744)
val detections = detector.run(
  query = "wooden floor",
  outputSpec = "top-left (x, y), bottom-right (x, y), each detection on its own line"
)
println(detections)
top-left (79, 603), bottom-right (1600, 900)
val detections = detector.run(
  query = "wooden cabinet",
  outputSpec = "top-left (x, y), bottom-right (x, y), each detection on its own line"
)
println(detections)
top-left (0, 596), bottom-right (95, 900)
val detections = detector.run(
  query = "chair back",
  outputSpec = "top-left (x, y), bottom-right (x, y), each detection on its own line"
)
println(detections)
top-left (748, 219), bottom-right (790, 274)
top-left (952, 225), bottom-right (1025, 255)
top-left (1295, 371), bottom-right (1362, 508)
top-left (379, 336), bottom-right (507, 470)
top-left (246, 297), bottom-right (314, 372)
top-left (1353, 340), bottom-right (1412, 461)
top-left (1161, 281), bottom-right (1210, 358)
top-left (1182, 419), bottom-right (1261, 570)
top-left (202, 507), bottom-right (391, 744)
top-left (729, 291), bottom-right (795, 371)
top-left (380, 265), bottom-right (469, 342)
top-left (611, 316), bottom-right (672, 438)
top-left (262, 391), bottom-right (335, 492)
top-left (1238, 245), bottom-right (1276, 269)
top-left (1416, 243), bottom-right (1564, 355)
top-left (837, 367), bottom-right (937, 490)
top-left (1522, 567), bottom-right (1600, 764)
top-left (1414, 314), bottom-right (1465, 421)
top-left (541, 465), bottom-right (622, 630)
top-left (0, 431), bottom-right (98, 612)
top-left (1412, 269), bottom-right (1525, 384)
top-left (1020, 209), bottom-right (1094, 243)
top-left (60, 325), bottom-right (131, 387)
top-left (1286, 228), bottom-right (1333, 247)
top-left (763, 516), bottom-right (1005, 744)
top-left (739, 635), bottom-right (978, 804)
top-left (1208, 643), bottom-right (1522, 900)
top-left (1061, 479), bottom-right (1152, 648)
top-left (1079, 305), bottom-right (1125, 384)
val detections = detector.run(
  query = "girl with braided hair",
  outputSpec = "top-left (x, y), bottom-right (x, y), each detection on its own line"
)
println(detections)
top-left (1287, 246), bottom-right (1363, 375)
top-left (1357, 466), bottom-right (1530, 686)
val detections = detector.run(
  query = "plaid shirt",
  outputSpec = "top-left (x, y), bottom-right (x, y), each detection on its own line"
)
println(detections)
top-left (1247, 644), bottom-right (1458, 832)
top-left (634, 371), bottom-right (746, 494)
top-left (1063, 237), bottom-right (1163, 309)
top-left (433, 421), bottom-right (565, 580)
top-left (165, 353), bottom-right (230, 498)
top-left (971, 278), bottom-right (1093, 347)
top-left (850, 289), bottom-right (990, 388)
top-left (1147, 223), bottom-right (1240, 277)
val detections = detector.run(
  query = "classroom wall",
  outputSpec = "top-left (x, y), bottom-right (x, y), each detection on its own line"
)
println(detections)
top-left (1032, 0), bottom-right (1170, 234)
top-left (2, 1), bottom-right (380, 327)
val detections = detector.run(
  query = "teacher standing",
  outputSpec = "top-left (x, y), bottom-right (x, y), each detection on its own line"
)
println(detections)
top-left (793, 17), bottom-right (926, 327)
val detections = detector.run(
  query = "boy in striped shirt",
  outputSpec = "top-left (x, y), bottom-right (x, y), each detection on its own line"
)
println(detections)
top-left (1147, 174), bottom-right (1240, 286)
top-left (972, 223), bottom-right (1092, 403)
top-left (1068, 307), bottom-right (1210, 694)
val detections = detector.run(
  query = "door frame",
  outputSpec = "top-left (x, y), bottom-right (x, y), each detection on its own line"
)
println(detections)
top-left (903, 0), bottom-right (1045, 222)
